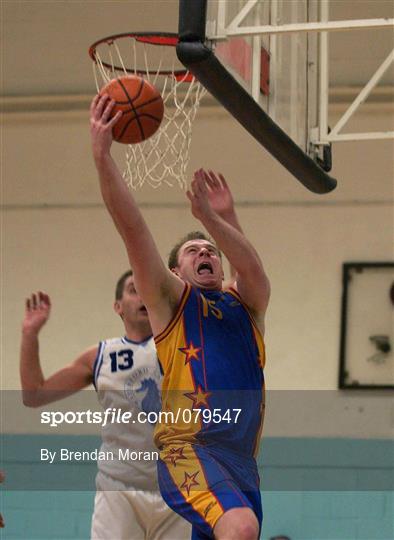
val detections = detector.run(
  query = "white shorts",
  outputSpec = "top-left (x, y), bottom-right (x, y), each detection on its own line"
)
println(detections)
top-left (91, 473), bottom-right (191, 540)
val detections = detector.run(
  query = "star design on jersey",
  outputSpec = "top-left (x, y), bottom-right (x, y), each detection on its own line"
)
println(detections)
top-left (184, 385), bottom-right (211, 408)
top-left (178, 341), bottom-right (202, 365)
top-left (163, 446), bottom-right (186, 467)
top-left (180, 471), bottom-right (200, 496)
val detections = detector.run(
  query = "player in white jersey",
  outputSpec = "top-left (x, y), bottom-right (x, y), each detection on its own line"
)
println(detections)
top-left (20, 270), bottom-right (190, 540)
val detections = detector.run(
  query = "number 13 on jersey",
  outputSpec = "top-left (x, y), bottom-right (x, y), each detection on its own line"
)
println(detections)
top-left (109, 349), bottom-right (134, 372)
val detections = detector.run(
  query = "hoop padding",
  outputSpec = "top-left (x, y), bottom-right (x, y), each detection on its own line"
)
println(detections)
top-left (90, 33), bottom-right (206, 189)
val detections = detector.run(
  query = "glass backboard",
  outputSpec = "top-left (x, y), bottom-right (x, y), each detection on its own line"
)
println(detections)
top-left (206, 0), bottom-right (319, 156)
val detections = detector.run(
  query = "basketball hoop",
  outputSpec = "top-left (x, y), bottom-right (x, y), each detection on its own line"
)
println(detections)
top-left (89, 32), bottom-right (206, 189)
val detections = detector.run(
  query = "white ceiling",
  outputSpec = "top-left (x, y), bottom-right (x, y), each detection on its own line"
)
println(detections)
top-left (2, 0), bottom-right (393, 97)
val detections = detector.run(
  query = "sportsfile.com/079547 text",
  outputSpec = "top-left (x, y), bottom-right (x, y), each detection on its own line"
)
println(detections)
top-left (40, 408), bottom-right (243, 428)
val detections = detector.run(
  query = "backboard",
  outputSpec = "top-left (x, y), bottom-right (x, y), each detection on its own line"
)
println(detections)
top-left (206, 0), bottom-right (319, 157)
top-left (178, 0), bottom-right (393, 192)
top-left (177, 0), bottom-right (336, 193)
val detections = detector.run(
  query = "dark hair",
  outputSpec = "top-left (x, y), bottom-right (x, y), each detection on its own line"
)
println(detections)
top-left (167, 231), bottom-right (220, 269)
top-left (115, 270), bottom-right (133, 300)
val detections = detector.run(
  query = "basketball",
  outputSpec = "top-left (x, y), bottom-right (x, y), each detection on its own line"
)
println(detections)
top-left (100, 76), bottom-right (164, 144)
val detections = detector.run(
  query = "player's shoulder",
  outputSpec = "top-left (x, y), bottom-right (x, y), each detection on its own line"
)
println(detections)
top-left (221, 285), bottom-right (241, 302)
top-left (73, 344), bottom-right (100, 377)
top-left (223, 286), bottom-right (266, 335)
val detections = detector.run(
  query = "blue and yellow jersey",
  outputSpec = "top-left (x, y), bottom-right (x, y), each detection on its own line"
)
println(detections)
top-left (154, 284), bottom-right (265, 457)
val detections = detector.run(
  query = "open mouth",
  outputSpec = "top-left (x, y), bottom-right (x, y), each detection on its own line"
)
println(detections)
top-left (197, 262), bottom-right (213, 275)
top-left (139, 306), bottom-right (148, 313)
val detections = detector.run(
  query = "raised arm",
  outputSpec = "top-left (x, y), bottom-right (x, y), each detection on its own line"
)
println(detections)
top-left (90, 95), bottom-right (183, 333)
top-left (187, 170), bottom-right (270, 321)
top-left (20, 292), bottom-right (95, 407)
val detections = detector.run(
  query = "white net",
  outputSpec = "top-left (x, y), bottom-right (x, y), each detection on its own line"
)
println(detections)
top-left (91, 34), bottom-right (206, 189)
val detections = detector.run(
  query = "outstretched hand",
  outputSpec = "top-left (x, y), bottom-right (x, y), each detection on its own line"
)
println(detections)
top-left (204, 170), bottom-right (234, 218)
top-left (186, 169), bottom-right (216, 222)
top-left (187, 168), bottom-right (236, 225)
top-left (90, 94), bottom-right (122, 160)
top-left (22, 292), bottom-right (51, 335)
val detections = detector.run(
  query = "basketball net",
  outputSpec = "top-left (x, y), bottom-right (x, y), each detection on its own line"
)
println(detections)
top-left (90, 34), bottom-right (206, 189)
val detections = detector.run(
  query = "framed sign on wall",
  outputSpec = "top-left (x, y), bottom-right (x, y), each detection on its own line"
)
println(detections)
top-left (339, 262), bottom-right (394, 390)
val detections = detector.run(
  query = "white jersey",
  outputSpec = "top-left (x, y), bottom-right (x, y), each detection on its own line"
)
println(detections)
top-left (93, 336), bottom-right (161, 490)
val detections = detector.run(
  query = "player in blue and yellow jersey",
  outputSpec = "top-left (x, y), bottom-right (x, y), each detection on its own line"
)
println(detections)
top-left (91, 94), bottom-right (270, 540)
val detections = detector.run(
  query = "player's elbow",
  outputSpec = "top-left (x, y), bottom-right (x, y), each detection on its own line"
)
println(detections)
top-left (22, 390), bottom-right (43, 408)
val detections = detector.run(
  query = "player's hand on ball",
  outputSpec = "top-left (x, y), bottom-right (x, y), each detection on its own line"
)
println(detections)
top-left (90, 94), bottom-right (122, 158)
top-left (22, 291), bottom-right (51, 335)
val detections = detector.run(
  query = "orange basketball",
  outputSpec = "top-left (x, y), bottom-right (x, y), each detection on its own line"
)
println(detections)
top-left (101, 76), bottom-right (164, 144)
